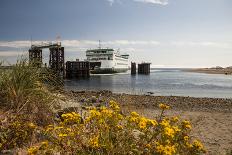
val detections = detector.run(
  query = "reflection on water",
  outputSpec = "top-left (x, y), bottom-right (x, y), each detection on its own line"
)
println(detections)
top-left (64, 69), bottom-right (232, 98)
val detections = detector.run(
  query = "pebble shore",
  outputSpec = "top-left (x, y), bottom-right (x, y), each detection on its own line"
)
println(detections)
top-left (66, 90), bottom-right (232, 113)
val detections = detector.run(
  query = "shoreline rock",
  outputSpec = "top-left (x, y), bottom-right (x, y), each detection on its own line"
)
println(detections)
top-left (64, 90), bottom-right (232, 113)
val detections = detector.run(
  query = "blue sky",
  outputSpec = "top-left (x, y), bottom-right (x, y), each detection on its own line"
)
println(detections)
top-left (0, 0), bottom-right (231, 67)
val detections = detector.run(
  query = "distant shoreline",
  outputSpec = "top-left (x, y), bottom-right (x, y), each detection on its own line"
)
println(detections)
top-left (183, 68), bottom-right (232, 75)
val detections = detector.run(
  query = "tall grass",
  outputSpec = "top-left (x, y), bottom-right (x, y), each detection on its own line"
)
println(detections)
top-left (0, 59), bottom-right (61, 125)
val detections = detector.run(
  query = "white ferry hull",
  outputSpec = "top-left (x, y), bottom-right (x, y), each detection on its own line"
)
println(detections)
top-left (90, 68), bottom-right (129, 74)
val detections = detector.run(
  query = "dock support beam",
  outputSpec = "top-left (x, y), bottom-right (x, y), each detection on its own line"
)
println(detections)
top-left (29, 49), bottom-right (42, 67)
top-left (131, 62), bottom-right (136, 75)
top-left (49, 47), bottom-right (65, 76)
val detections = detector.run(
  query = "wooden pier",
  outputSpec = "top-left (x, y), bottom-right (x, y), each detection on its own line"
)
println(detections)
top-left (138, 63), bottom-right (151, 74)
top-left (66, 61), bottom-right (90, 78)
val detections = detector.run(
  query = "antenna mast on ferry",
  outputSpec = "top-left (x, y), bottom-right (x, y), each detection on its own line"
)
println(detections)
top-left (98, 40), bottom-right (101, 49)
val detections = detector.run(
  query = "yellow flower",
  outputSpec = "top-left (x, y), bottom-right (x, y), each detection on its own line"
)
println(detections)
top-left (89, 136), bottom-right (100, 148)
top-left (160, 119), bottom-right (170, 127)
top-left (128, 116), bottom-right (138, 123)
top-left (138, 117), bottom-right (148, 129)
top-left (186, 142), bottom-right (193, 148)
top-left (131, 111), bottom-right (139, 117)
top-left (148, 119), bottom-right (158, 127)
top-left (164, 127), bottom-right (175, 138)
top-left (41, 141), bottom-right (48, 148)
top-left (27, 146), bottom-right (38, 155)
top-left (184, 136), bottom-right (189, 141)
top-left (61, 112), bottom-right (81, 123)
top-left (117, 114), bottom-right (123, 120)
top-left (139, 120), bottom-right (147, 129)
top-left (101, 108), bottom-right (113, 117)
top-left (145, 143), bottom-right (151, 148)
top-left (159, 103), bottom-right (170, 110)
top-left (193, 140), bottom-right (205, 151)
top-left (172, 126), bottom-right (181, 132)
top-left (28, 123), bottom-right (36, 129)
top-left (90, 109), bottom-right (101, 117)
top-left (182, 120), bottom-right (192, 129)
top-left (156, 144), bottom-right (176, 155)
top-left (109, 100), bottom-right (120, 111)
top-left (58, 133), bottom-right (68, 137)
top-left (54, 126), bottom-right (64, 130)
top-left (117, 125), bottom-right (123, 130)
top-left (171, 116), bottom-right (179, 122)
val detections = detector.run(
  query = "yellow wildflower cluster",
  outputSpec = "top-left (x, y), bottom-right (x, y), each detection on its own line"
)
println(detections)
top-left (192, 140), bottom-right (205, 151)
top-left (27, 146), bottom-right (38, 155)
top-left (128, 112), bottom-right (158, 130)
top-left (159, 103), bottom-right (170, 110)
top-left (156, 142), bottom-right (176, 155)
top-left (109, 100), bottom-right (120, 111)
top-left (1, 102), bottom-right (206, 154)
top-left (61, 112), bottom-right (81, 124)
top-left (182, 120), bottom-right (192, 129)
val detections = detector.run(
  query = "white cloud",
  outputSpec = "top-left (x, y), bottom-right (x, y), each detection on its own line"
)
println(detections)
top-left (104, 40), bottom-right (160, 45)
top-left (0, 51), bottom-right (26, 57)
top-left (133, 0), bottom-right (168, 5)
top-left (106, 0), bottom-right (168, 6)
top-left (0, 40), bottom-right (49, 48)
top-left (170, 41), bottom-right (232, 49)
top-left (0, 40), bottom-right (160, 59)
top-left (1, 40), bottom-right (231, 52)
top-left (107, 0), bottom-right (114, 6)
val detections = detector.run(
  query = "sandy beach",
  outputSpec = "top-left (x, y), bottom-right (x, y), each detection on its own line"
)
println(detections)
top-left (185, 68), bottom-right (232, 75)
top-left (63, 90), bottom-right (232, 154)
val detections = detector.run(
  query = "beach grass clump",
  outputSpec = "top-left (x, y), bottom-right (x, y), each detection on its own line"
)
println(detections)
top-left (24, 102), bottom-right (206, 155)
top-left (0, 59), bottom-right (61, 125)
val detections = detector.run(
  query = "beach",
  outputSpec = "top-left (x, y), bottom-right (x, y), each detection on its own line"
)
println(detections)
top-left (64, 90), bottom-right (232, 154)
top-left (185, 68), bottom-right (232, 75)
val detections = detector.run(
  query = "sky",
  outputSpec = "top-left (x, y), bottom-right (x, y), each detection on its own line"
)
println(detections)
top-left (0, 0), bottom-right (231, 68)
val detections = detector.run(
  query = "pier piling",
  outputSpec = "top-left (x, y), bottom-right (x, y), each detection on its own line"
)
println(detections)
top-left (138, 63), bottom-right (151, 74)
top-left (131, 62), bottom-right (136, 75)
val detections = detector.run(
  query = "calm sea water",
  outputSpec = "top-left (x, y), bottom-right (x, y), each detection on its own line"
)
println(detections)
top-left (64, 69), bottom-right (232, 98)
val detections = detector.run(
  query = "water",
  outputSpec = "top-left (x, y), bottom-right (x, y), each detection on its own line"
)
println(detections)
top-left (64, 69), bottom-right (232, 98)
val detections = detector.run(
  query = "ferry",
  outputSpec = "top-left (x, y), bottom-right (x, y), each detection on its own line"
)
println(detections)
top-left (86, 47), bottom-right (129, 74)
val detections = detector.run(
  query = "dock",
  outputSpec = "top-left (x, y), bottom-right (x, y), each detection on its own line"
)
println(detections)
top-left (28, 42), bottom-right (65, 76)
top-left (66, 61), bottom-right (90, 78)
